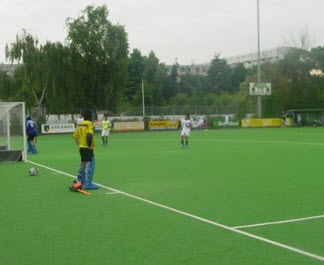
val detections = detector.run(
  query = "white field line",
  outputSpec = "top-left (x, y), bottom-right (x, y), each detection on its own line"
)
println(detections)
top-left (103, 139), bottom-right (324, 147)
top-left (210, 129), bottom-right (324, 138)
top-left (27, 160), bottom-right (324, 262)
top-left (233, 215), bottom-right (324, 229)
top-left (105, 191), bottom-right (121, 195)
top-left (54, 138), bottom-right (324, 147)
top-left (198, 139), bottom-right (324, 146)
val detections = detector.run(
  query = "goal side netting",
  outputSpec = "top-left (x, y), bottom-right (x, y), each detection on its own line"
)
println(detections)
top-left (0, 102), bottom-right (27, 162)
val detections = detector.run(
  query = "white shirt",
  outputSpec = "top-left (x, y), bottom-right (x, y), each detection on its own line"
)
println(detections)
top-left (77, 117), bottom-right (84, 124)
top-left (181, 118), bottom-right (192, 131)
top-left (198, 116), bottom-right (204, 126)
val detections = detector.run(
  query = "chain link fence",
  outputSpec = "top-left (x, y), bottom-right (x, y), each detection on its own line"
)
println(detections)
top-left (39, 104), bottom-right (256, 126)
top-left (114, 105), bottom-right (240, 117)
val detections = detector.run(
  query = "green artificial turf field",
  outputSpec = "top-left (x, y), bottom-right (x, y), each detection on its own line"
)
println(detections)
top-left (1, 127), bottom-right (324, 265)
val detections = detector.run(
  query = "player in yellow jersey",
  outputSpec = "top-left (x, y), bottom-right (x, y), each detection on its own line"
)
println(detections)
top-left (101, 114), bottom-right (111, 146)
top-left (72, 110), bottom-right (99, 189)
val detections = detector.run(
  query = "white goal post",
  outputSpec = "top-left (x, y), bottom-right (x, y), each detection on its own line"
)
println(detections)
top-left (0, 102), bottom-right (27, 162)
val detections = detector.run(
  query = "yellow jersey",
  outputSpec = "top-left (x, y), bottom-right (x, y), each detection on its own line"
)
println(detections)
top-left (73, 120), bottom-right (96, 149)
top-left (102, 120), bottom-right (111, 131)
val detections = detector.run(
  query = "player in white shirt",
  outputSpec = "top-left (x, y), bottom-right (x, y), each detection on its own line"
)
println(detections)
top-left (197, 115), bottom-right (204, 129)
top-left (77, 113), bottom-right (84, 124)
top-left (181, 114), bottom-right (193, 148)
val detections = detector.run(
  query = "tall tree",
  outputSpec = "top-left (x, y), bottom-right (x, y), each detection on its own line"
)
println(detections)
top-left (0, 71), bottom-right (15, 100)
top-left (144, 51), bottom-right (166, 105)
top-left (231, 63), bottom-right (248, 92)
top-left (125, 49), bottom-right (145, 102)
top-left (144, 51), bottom-right (159, 83)
top-left (279, 49), bottom-right (316, 109)
top-left (5, 30), bottom-right (51, 107)
top-left (311, 46), bottom-right (324, 70)
top-left (207, 54), bottom-right (233, 93)
top-left (152, 63), bottom-right (169, 106)
top-left (66, 5), bottom-right (128, 112)
top-left (163, 63), bottom-right (179, 101)
top-left (178, 74), bottom-right (207, 105)
top-left (42, 42), bottom-right (74, 113)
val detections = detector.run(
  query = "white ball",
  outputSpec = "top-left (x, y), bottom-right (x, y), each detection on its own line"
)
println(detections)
top-left (29, 168), bottom-right (39, 176)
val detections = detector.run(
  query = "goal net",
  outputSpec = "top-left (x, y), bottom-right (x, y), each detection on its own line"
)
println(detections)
top-left (0, 102), bottom-right (27, 162)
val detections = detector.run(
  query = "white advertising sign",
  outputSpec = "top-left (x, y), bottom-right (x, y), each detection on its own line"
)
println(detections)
top-left (249, 83), bottom-right (271, 96)
top-left (42, 123), bottom-right (75, 134)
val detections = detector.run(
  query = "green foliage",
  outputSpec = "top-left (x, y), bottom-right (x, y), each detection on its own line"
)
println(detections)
top-left (0, 5), bottom-right (323, 119)
top-left (0, 71), bottom-right (15, 100)
top-left (259, 48), bottom-right (324, 116)
top-left (202, 93), bottom-right (220, 105)
top-left (5, 31), bottom-right (51, 108)
top-left (144, 51), bottom-right (160, 83)
top-left (2, 5), bottom-right (128, 114)
top-left (231, 63), bottom-right (248, 91)
top-left (169, 93), bottom-right (189, 106)
top-left (66, 5), bottom-right (128, 112)
top-left (133, 81), bottom-right (155, 107)
top-left (162, 63), bottom-right (179, 101)
top-left (125, 49), bottom-right (145, 101)
top-left (207, 54), bottom-right (234, 93)
top-left (124, 50), bottom-right (170, 107)
top-left (311, 46), bottom-right (324, 70)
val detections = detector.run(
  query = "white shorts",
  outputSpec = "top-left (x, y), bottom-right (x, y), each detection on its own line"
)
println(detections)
top-left (101, 130), bottom-right (110, 137)
top-left (181, 129), bottom-right (190, 137)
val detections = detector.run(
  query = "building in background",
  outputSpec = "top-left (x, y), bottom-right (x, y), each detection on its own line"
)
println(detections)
top-left (166, 47), bottom-right (291, 76)
top-left (167, 63), bottom-right (210, 76)
top-left (2, 47), bottom-right (292, 77)
top-left (0, 64), bottom-right (19, 76)
top-left (225, 47), bottom-right (290, 68)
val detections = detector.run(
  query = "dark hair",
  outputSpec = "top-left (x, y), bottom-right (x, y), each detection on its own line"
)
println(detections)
top-left (186, 114), bottom-right (190, 118)
top-left (82, 110), bottom-right (93, 121)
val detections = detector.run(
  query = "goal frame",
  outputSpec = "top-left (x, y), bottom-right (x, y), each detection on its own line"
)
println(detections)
top-left (0, 101), bottom-right (27, 162)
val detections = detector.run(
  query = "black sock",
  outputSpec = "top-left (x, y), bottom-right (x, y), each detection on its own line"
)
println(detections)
top-left (181, 140), bottom-right (184, 145)
top-left (185, 140), bottom-right (188, 146)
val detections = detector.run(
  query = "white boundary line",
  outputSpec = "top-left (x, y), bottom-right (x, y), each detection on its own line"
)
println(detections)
top-left (106, 191), bottom-right (121, 195)
top-left (104, 139), bottom-right (324, 147)
top-left (54, 138), bottom-right (324, 147)
top-left (27, 160), bottom-right (324, 262)
top-left (233, 215), bottom-right (324, 229)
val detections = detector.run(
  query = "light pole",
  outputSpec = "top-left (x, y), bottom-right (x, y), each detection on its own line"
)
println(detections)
top-left (257, 0), bottom-right (262, 118)
top-left (142, 79), bottom-right (145, 118)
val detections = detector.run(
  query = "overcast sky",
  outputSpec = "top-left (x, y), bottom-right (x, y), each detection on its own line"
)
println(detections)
top-left (1, 0), bottom-right (323, 65)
